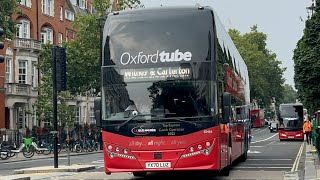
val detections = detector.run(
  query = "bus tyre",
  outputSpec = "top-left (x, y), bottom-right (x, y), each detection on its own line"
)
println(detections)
top-left (132, 172), bottom-right (147, 177)
top-left (220, 165), bottom-right (230, 176)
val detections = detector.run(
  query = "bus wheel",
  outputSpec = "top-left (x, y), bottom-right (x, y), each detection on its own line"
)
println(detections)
top-left (133, 172), bottom-right (147, 177)
top-left (220, 165), bottom-right (230, 176)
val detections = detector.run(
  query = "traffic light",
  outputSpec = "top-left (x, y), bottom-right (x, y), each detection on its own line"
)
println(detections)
top-left (53, 47), bottom-right (67, 91)
top-left (0, 27), bottom-right (5, 63)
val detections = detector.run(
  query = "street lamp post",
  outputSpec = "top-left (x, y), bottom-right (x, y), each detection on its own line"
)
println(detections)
top-left (97, 16), bottom-right (105, 150)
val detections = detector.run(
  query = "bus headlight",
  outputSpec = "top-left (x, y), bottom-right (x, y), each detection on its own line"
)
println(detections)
top-left (181, 139), bottom-right (215, 159)
top-left (105, 143), bottom-right (136, 160)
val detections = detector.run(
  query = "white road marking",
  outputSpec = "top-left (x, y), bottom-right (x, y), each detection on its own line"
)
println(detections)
top-left (291, 143), bottom-right (304, 172)
top-left (250, 146), bottom-right (263, 148)
top-left (240, 164), bottom-right (292, 166)
top-left (247, 159), bottom-right (292, 161)
top-left (248, 150), bottom-right (261, 154)
top-left (251, 133), bottom-right (278, 144)
top-left (234, 166), bottom-right (291, 169)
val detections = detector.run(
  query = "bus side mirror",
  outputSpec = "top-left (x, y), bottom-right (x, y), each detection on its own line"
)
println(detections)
top-left (94, 97), bottom-right (102, 127)
top-left (222, 92), bottom-right (231, 124)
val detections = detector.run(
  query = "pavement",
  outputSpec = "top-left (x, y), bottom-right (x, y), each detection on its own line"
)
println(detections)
top-left (0, 150), bottom-right (102, 164)
top-left (304, 143), bottom-right (319, 180)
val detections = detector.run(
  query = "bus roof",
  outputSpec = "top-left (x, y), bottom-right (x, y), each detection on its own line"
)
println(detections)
top-left (108, 6), bottom-right (213, 17)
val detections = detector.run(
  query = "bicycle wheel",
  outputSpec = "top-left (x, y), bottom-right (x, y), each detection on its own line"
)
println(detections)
top-left (43, 148), bottom-right (51, 155)
top-left (0, 149), bottom-right (9, 160)
top-left (36, 150), bottom-right (44, 154)
top-left (75, 144), bottom-right (82, 153)
top-left (22, 146), bottom-right (35, 158)
top-left (94, 143), bottom-right (98, 151)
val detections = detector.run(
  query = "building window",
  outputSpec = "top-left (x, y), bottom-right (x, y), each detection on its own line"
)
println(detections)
top-left (65, 10), bottom-right (74, 21)
top-left (5, 57), bottom-right (12, 83)
top-left (18, 60), bottom-right (27, 84)
top-left (75, 106), bottom-right (81, 124)
top-left (60, 6), bottom-right (63, 21)
top-left (58, 33), bottom-right (63, 46)
top-left (41, 27), bottom-right (53, 44)
top-left (31, 63), bottom-right (38, 87)
top-left (43, 119), bottom-right (51, 127)
top-left (42, 0), bottom-right (54, 16)
top-left (16, 20), bottom-right (30, 39)
top-left (90, 107), bottom-right (95, 124)
top-left (20, 0), bottom-right (32, 8)
top-left (79, 0), bottom-right (87, 9)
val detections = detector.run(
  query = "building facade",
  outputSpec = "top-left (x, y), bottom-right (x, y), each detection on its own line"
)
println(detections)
top-left (0, 0), bottom-right (114, 134)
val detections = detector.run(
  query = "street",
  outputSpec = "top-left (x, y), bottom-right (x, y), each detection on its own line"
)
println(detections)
top-left (0, 126), bottom-right (305, 179)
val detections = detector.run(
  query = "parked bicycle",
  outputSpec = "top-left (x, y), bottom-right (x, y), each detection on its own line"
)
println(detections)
top-left (75, 138), bottom-right (98, 153)
top-left (38, 140), bottom-right (62, 155)
top-left (10, 137), bottom-right (48, 158)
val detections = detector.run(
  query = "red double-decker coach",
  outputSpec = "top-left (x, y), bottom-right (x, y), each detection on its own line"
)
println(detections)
top-left (94, 6), bottom-right (251, 177)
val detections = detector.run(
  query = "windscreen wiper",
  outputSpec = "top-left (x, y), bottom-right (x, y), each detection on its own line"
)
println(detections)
top-left (114, 114), bottom-right (151, 131)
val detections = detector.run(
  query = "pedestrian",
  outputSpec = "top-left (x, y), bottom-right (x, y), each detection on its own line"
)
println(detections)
top-left (303, 118), bottom-right (312, 144)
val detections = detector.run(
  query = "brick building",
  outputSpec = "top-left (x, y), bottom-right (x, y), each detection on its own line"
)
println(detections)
top-left (0, 0), bottom-right (117, 135)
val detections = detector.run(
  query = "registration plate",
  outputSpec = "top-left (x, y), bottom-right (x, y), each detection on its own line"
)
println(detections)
top-left (146, 162), bottom-right (171, 169)
top-left (288, 136), bottom-right (294, 139)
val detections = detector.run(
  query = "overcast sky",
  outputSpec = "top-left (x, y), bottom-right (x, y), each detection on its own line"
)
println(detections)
top-left (141, 0), bottom-right (312, 87)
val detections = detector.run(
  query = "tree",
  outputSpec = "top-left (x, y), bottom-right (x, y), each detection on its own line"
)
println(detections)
top-left (282, 84), bottom-right (297, 103)
top-left (0, 0), bottom-right (18, 39)
top-left (293, 0), bottom-right (320, 113)
top-left (229, 26), bottom-right (285, 108)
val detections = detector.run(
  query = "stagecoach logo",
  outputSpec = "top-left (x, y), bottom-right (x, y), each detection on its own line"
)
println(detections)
top-left (120, 49), bottom-right (192, 65)
top-left (131, 125), bottom-right (157, 135)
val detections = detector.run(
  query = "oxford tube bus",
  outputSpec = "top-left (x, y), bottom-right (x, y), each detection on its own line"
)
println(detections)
top-left (278, 103), bottom-right (304, 140)
top-left (94, 6), bottom-right (251, 177)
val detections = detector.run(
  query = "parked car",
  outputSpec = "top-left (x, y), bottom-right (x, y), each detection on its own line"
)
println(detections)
top-left (270, 122), bottom-right (278, 132)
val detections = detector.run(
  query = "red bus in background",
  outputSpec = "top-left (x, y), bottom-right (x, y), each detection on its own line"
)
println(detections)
top-left (94, 6), bottom-right (251, 177)
top-left (251, 109), bottom-right (265, 128)
top-left (278, 103), bottom-right (304, 141)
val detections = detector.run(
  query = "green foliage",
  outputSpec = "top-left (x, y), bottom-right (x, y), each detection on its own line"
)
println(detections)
top-left (0, 0), bottom-right (18, 39)
top-left (282, 84), bottom-right (297, 103)
top-left (65, 14), bottom-right (100, 94)
top-left (93, 0), bottom-right (111, 15)
top-left (117, 0), bottom-right (143, 10)
top-left (293, 1), bottom-right (320, 113)
top-left (35, 44), bottom-right (75, 127)
top-left (229, 26), bottom-right (285, 108)
top-left (93, 0), bottom-right (142, 15)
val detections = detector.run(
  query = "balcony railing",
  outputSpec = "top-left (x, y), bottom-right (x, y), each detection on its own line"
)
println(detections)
top-left (14, 38), bottom-right (42, 51)
top-left (5, 83), bottom-right (38, 97)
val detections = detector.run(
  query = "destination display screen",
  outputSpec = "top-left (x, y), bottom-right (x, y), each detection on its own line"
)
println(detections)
top-left (119, 66), bottom-right (192, 82)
